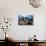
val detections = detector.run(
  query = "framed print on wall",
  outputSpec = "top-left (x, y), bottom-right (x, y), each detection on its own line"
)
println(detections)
top-left (18, 15), bottom-right (33, 25)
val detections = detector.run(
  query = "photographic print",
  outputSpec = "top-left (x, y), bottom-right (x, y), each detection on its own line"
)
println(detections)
top-left (18, 15), bottom-right (33, 25)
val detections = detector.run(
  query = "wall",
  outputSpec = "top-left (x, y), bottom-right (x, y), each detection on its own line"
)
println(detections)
top-left (0, 0), bottom-right (46, 40)
top-left (8, 14), bottom-right (45, 40)
top-left (44, 16), bottom-right (46, 40)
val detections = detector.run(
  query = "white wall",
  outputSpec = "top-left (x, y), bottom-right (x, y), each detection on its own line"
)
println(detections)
top-left (8, 14), bottom-right (45, 40)
top-left (44, 16), bottom-right (46, 40)
top-left (0, 14), bottom-right (45, 40)
top-left (0, 0), bottom-right (46, 40)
